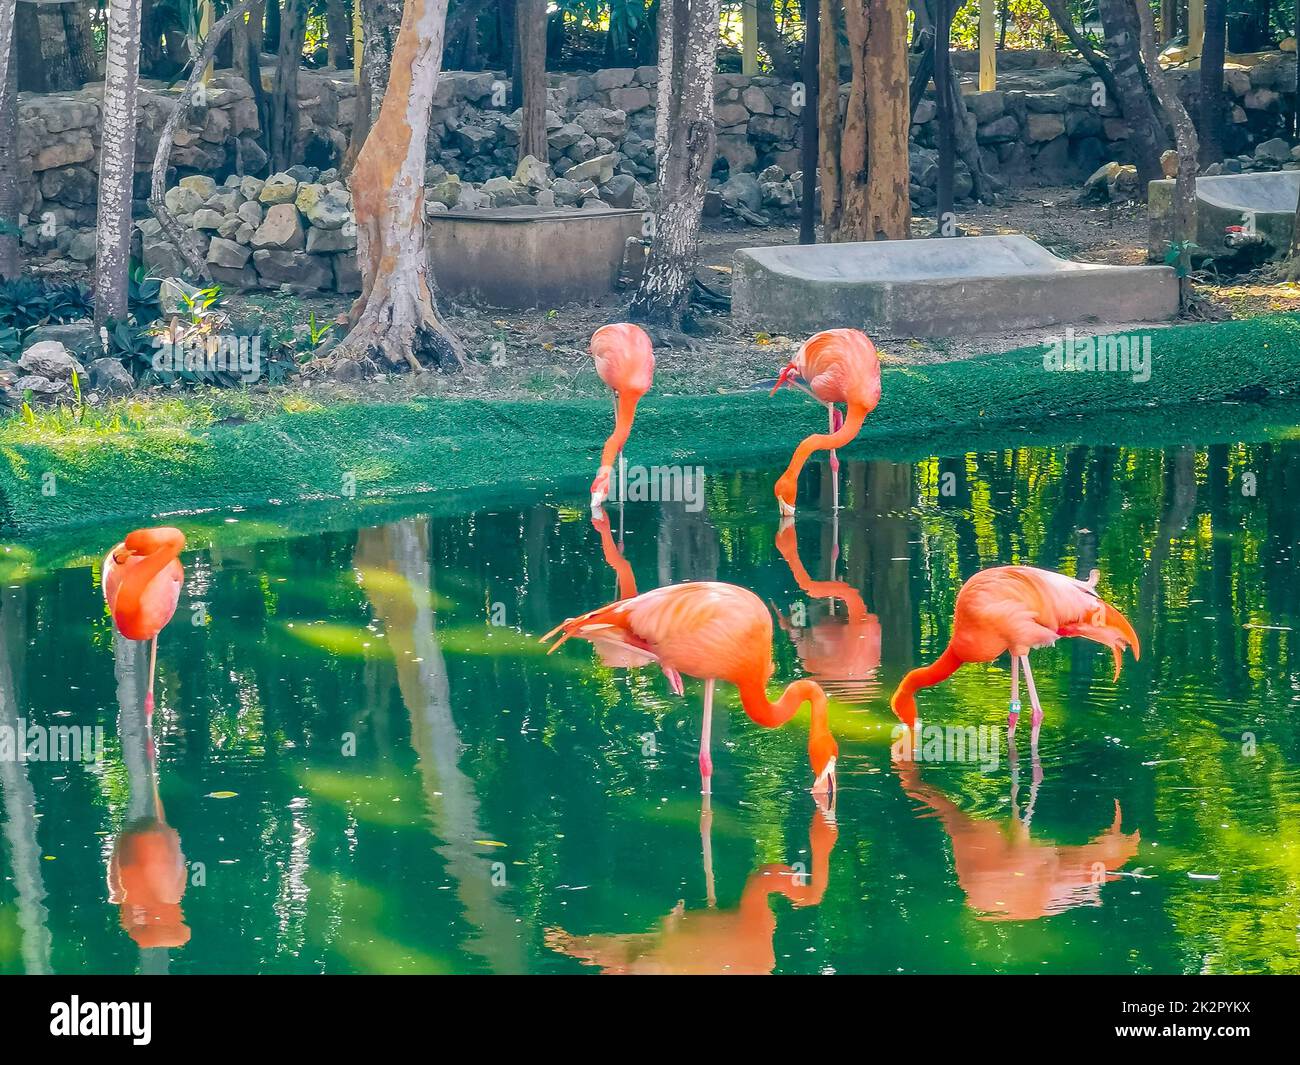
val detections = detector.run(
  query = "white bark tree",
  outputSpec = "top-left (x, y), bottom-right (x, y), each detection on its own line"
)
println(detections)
top-left (0, 0), bottom-right (19, 280)
top-left (95, 0), bottom-right (144, 324)
top-left (628, 0), bottom-right (720, 328)
top-left (330, 0), bottom-right (465, 371)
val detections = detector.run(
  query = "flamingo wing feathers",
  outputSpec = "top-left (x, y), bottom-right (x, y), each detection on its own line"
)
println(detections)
top-left (591, 323), bottom-right (655, 395)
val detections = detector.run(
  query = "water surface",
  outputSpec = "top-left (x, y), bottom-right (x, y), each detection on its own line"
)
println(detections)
top-left (2, 431), bottom-right (1299, 974)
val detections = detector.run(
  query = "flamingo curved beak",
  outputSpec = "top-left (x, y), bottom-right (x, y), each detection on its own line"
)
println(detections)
top-left (769, 363), bottom-right (798, 396)
top-left (777, 497), bottom-right (796, 517)
top-left (812, 756), bottom-right (837, 798)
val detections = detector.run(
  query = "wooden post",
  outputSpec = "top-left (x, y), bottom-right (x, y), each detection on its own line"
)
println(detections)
top-left (979, 0), bottom-right (996, 90)
top-left (742, 0), bottom-right (758, 75)
top-left (1187, 0), bottom-right (1205, 59)
top-left (200, 0), bottom-right (214, 82)
top-left (352, 0), bottom-right (363, 82)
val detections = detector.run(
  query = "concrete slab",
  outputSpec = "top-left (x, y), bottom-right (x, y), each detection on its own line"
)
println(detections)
top-left (1149, 171), bottom-right (1300, 261)
top-left (731, 235), bottom-right (1179, 337)
top-left (426, 206), bottom-right (643, 308)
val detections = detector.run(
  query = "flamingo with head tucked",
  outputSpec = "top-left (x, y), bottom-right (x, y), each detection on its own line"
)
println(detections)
top-left (890, 565), bottom-right (1139, 741)
top-left (770, 329), bottom-right (882, 515)
top-left (589, 323), bottom-right (655, 510)
top-left (542, 581), bottom-right (837, 796)
top-left (102, 527), bottom-right (186, 716)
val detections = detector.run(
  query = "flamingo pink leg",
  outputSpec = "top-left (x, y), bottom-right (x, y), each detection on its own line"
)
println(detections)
top-left (828, 405), bottom-right (843, 510)
top-left (663, 666), bottom-right (684, 697)
top-left (144, 636), bottom-right (157, 717)
top-left (1021, 655), bottom-right (1044, 736)
top-left (699, 678), bottom-right (715, 794)
top-left (1008, 654), bottom-right (1021, 733)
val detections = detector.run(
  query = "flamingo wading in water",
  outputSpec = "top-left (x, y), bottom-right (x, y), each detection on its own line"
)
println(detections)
top-left (589, 322), bottom-right (655, 510)
top-left (542, 582), bottom-right (838, 796)
top-left (103, 527), bottom-right (186, 716)
top-left (770, 329), bottom-right (882, 515)
top-left (890, 566), bottom-right (1139, 739)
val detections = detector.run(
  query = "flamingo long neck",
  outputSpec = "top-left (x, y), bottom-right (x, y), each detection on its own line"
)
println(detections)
top-left (775, 527), bottom-right (869, 621)
top-left (593, 516), bottom-right (637, 599)
top-left (737, 674), bottom-right (832, 761)
top-left (116, 531), bottom-right (184, 621)
top-left (890, 647), bottom-right (963, 728)
top-left (778, 402), bottom-right (867, 493)
top-left (599, 389), bottom-right (644, 471)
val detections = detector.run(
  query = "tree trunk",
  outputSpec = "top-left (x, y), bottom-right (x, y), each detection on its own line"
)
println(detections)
top-left (1041, 0), bottom-right (1121, 109)
top-left (628, 0), bottom-right (720, 328)
top-left (1198, 0), bottom-right (1226, 164)
top-left (756, 0), bottom-right (797, 79)
top-left (817, 0), bottom-right (842, 234)
top-left (330, 0), bottom-right (465, 373)
top-left (799, 0), bottom-right (819, 244)
top-left (64, 2), bottom-right (100, 83)
top-left (824, 0), bottom-right (911, 242)
top-left (269, 0), bottom-right (308, 172)
top-left (0, 0), bottom-right (16, 103)
top-left (1133, 0), bottom-right (1198, 308)
top-left (326, 0), bottom-right (350, 68)
top-left (345, 0), bottom-right (402, 173)
top-left (1285, 193), bottom-right (1300, 280)
top-left (516, 0), bottom-right (548, 164)
top-left (935, 0), bottom-right (955, 230)
top-left (96, 0), bottom-right (144, 324)
top-left (1293, 0), bottom-right (1299, 138)
top-left (1097, 0), bottom-right (1172, 192)
top-left (1161, 0), bottom-right (1177, 40)
top-left (0, 40), bottom-right (18, 281)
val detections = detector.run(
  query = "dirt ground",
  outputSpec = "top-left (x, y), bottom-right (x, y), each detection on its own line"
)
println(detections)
top-left (261, 185), bottom-right (1299, 405)
top-left (36, 184), bottom-right (1300, 406)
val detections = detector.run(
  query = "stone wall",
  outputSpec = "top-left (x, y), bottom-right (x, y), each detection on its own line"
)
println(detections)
top-left (12, 52), bottom-right (1299, 292)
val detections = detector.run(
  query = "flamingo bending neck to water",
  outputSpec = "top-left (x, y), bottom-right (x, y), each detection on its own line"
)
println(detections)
top-left (542, 581), bottom-right (837, 795)
top-left (770, 329), bottom-right (881, 515)
top-left (890, 565), bottom-right (1139, 741)
top-left (102, 527), bottom-right (186, 716)
top-left (589, 323), bottom-right (655, 510)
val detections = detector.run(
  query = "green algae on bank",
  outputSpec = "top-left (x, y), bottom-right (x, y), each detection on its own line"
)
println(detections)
top-left (1, 314), bottom-right (1298, 536)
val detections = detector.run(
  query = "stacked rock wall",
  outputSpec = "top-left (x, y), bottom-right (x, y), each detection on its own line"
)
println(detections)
top-left (12, 52), bottom-right (1299, 293)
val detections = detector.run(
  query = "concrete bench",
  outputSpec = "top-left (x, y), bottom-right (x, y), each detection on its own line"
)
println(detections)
top-left (1148, 171), bottom-right (1300, 262)
top-left (731, 235), bottom-right (1179, 338)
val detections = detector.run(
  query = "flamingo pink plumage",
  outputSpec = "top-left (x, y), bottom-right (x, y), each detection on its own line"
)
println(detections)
top-left (102, 527), bottom-right (186, 716)
top-left (589, 323), bottom-right (655, 509)
top-left (770, 329), bottom-right (882, 515)
top-left (542, 581), bottom-right (837, 795)
top-left (890, 565), bottom-right (1139, 739)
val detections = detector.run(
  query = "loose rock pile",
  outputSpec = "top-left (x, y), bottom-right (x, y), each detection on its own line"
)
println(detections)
top-left (141, 166), bottom-right (361, 294)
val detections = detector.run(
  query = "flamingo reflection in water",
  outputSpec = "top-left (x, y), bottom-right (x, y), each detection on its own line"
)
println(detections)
top-left (893, 744), bottom-right (1140, 921)
top-left (107, 633), bottom-right (191, 965)
top-left (546, 797), bottom-right (837, 974)
top-left (772, 518), bottom-right (881, 707)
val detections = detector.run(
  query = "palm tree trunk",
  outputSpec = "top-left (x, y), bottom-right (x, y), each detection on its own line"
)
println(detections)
top-left (96, 0), bottom-right (143, 324)
top-left (0, 4), bottom-right (19, 281)
top-left (1097, 0), bottom-right (1173, 190)
top-left (628, 0), bottom-right (720, 328)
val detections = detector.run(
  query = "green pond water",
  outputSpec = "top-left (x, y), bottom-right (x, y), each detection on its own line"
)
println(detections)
top-left (2, 431), bottom-right (1299, 975)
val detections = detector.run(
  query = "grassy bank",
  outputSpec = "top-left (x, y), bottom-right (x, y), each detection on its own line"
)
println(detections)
top-left (2, 314), bottom-right (1298, 539)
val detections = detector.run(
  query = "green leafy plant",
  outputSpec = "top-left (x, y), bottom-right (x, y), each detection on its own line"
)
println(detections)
top-left (306, 311), bottom-right (334, 348)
